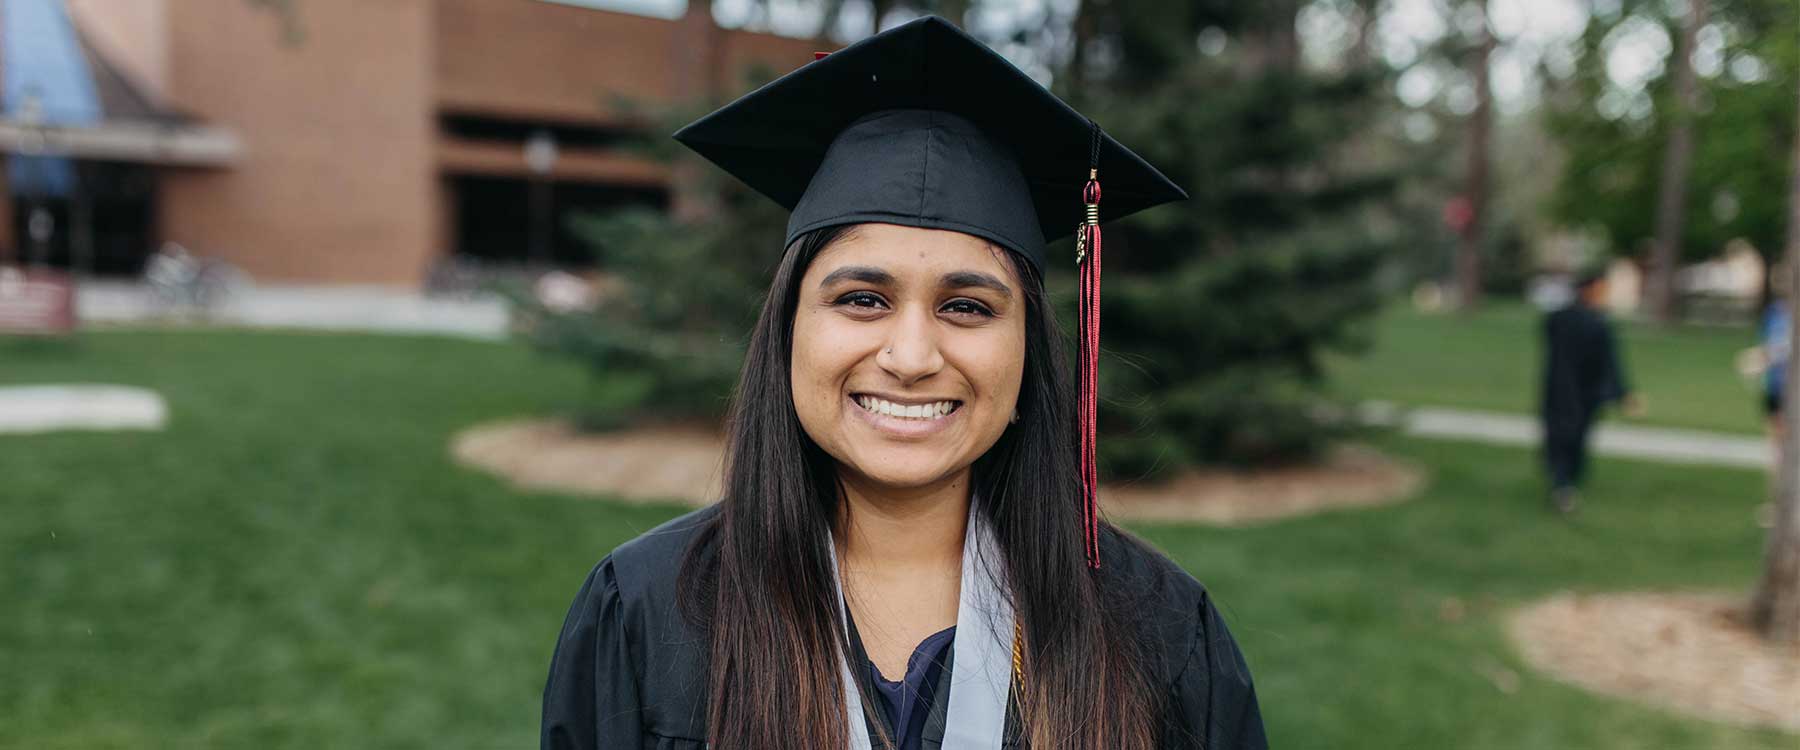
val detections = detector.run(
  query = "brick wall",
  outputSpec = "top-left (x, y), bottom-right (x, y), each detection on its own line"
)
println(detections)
top-left (149, 0), bottom-right (823, 287)
top-left (159, 0), bottom-right (437, 286)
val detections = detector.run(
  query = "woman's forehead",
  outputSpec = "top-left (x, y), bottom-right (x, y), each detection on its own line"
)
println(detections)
top-left (812, 224), bottom-right (1021, 282)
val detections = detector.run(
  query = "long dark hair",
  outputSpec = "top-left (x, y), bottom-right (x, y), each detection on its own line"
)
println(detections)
top-left (680, 224), bottom-right (1160, 749)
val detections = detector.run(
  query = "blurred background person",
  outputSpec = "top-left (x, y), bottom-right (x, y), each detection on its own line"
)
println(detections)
top-left (1761, 268), bottom-right (1791, 451)
top-left (1540, 270), bottom-right (1643, 514)
top-left (1752, 265), bottom-right (1792, 527)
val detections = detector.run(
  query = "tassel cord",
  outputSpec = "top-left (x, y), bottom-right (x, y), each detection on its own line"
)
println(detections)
top-left (1078, 175), bottom-right (1102, 569)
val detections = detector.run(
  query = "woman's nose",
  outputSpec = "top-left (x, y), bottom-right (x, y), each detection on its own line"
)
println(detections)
top-left (875, 308), bottom-right (945, 385)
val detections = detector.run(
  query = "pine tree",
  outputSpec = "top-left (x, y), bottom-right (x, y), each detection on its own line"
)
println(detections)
top-left (1060, 0), bottom-right (1400, 472)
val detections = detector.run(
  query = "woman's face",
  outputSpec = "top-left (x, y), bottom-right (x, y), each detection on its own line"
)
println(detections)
top-left (791, 223), bottom-right (1027, 491)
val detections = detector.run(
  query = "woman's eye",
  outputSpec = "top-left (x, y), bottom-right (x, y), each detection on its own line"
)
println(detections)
top-left (941, 299), bottom-right (994, 317)
top-left (835, 291), bottom-right (888, 309)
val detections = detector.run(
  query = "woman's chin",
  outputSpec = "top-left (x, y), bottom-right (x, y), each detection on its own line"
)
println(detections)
top-left (840, 449), bottom-right (968, 490)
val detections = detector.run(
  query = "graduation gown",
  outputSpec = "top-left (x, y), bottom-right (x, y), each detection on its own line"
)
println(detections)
top-left (1541, 304), bottom-right (1629, 433)
top-left (1538, 304), bottom-right (1629, 486)
top-left (540, 506), bottom-right (1267, 749)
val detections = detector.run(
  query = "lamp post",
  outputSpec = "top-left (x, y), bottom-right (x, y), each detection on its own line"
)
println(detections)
top-left (524, 129), bottom-right (559, 268)
top-left (0, 91), bottom-right (76, 334)
top-left (18, 91), bottom-right (53, 270)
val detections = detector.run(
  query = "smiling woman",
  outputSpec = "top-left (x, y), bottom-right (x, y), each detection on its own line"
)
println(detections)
top-left (541, 16), bottom-right (1265, 750)
top-left (793, 224), bottom-right (1026, 491)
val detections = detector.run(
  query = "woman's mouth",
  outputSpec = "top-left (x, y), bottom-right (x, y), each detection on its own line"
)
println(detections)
top-left (848, 394), bottom-right (964, 438)
top-left (852, 394), bottom-right (963, 420)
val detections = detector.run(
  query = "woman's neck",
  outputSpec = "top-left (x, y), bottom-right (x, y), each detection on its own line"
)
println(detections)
top-left (835, 468), bottom-right (971, 573)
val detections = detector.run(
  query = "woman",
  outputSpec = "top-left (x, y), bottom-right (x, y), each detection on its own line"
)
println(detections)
top-left (542, 17), bottom-right (1264, 750)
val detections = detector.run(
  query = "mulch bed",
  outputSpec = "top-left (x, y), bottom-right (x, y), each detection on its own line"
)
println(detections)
top-left (452, 419), bottom-right (1423, 525)
top-left (1509, 591), bottom-right (1800, 732)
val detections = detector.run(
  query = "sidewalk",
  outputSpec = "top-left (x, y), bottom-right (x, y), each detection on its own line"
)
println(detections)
top-left (77, 281), bottom-right (512, 340)
top-left (0, 385), bottom-right (167, 434)
top-left (1362, 402), bottom-right (1772, 469)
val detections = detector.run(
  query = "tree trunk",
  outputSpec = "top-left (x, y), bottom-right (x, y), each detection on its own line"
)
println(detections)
top-left (1347, 0), bottom-right (1382, 70)
top-left (1065, 0), bottom-right (1095, 102)
top-left (1456, 0), bottom-right (1492, 312)
top-left (1236, 0), bottom-right (1301, 75)
top-left (1645, 0), bottom-right (1707, 325)
top-left (1750, 76), bottom-right (1800, 645)
top-left (1268, 0), bottom-right (1300, 71)
top-left (936, 0), bottom-right (972, 28)
top-left (814, 0), bottom-right (845, 43)
top-left (670, 0), bottom-right (721, 224)
top-left (671, 0), bottom-right (719, 101)
top-left (870, 0), bottom-right (897, 35)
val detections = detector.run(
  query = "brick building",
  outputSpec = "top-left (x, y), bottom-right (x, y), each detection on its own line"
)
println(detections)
top-left (0, 0), bottom-right (820, 286)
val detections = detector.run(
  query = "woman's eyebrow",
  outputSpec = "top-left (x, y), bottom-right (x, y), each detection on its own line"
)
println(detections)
top-left (941, 270), bottom-right (1013, 297)
top-left (818, 265), bottom-right (894, 288)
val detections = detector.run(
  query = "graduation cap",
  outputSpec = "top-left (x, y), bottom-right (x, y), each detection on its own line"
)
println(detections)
top-left (674, 15), bottom-right (1187, 568)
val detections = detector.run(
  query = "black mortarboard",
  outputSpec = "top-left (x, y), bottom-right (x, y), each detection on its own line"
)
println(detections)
top-left (671, 15), bottom-right (1185, 272)
top-left (674, 15), bottom-right (1188, 569)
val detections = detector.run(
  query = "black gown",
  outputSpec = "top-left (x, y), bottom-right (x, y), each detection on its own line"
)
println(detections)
top-left (1540, 303), bottom-right (1630, 489)
top-left (540, 506), bottom-right (1267, 749)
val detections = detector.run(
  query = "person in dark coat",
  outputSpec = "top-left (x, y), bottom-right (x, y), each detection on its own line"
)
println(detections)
top-left (540, 17), bottom-right (1265, 750)
top-left (1540, 270), bottom-right (1641, 513)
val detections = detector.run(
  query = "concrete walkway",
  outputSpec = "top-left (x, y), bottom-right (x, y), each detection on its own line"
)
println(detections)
top-left (1362, 402), bottom-right (1773, 469)
top-left (0, 385), bottom-right (167, 434)
top-left (77, 282), bottom-right (511, 340)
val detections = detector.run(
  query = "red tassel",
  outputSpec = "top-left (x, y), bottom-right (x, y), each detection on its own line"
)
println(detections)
top-left (1078, 173), bottom-right (1103, 569)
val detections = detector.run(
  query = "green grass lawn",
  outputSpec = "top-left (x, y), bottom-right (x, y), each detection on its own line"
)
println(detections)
top-left (1330, 300), bottom-right (1768, 435)
top-left (1, 330), bottom-right (1788, 748)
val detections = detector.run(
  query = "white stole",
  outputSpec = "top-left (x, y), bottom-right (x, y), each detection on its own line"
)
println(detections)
top-left (828, 502), bottom-right (1015, 749)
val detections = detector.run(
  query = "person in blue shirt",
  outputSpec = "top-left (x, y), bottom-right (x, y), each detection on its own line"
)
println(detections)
top-left (1761, 288), bottom-right (1791, 437)
top-left (1754, 268), bottom-right (1792, 529)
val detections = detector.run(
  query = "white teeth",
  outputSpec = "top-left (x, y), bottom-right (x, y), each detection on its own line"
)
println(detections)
top-left (855, 396), bottom-right (960, 420)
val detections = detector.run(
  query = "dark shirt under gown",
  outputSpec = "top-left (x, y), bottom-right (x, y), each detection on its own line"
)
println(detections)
top-left (859, 623), bottom-right (954, 750)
